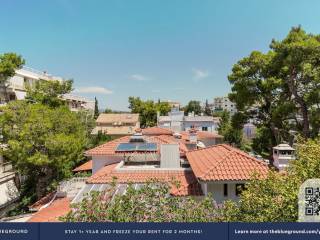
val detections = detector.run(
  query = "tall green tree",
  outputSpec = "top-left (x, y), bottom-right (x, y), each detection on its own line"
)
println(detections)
top-left (1, 101), bottom-right (87, 201)
top-left (228, 26), bottom-right (320, 157)
top-left (0, 53), bottom-right (25, 101)
top-left (183, 100), bottom-right (202, 116)
top-left (204, 99), bottom-right (212, 116)
top-left (128, 97), bottom-right (170, 127)
top-left (94, 97), bottom-right (99, 119)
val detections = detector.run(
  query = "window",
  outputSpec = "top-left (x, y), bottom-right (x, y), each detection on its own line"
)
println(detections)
top-left (202, 126), bottom-right (208, 131)
top-left (236, 184), bottom-right (245, 196)
top-left (223, 184), bottom-right (228, 197)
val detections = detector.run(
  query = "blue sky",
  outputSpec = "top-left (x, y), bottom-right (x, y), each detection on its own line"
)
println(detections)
top-left (1, 0), bottom-right (320, 110)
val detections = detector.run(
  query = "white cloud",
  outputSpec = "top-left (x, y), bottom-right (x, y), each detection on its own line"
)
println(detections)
top-left (73, 86), bottom-right (113, 94)
top-left (192, 68), bottom-right (209, 80)
top-left (130, 74), bottom-right (148, 81)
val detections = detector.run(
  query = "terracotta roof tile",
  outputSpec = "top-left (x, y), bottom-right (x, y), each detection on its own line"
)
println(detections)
top-left (141, 127), bottom-right (173, 136)
top-left (96, 113), bottom-right (139, 124)
top-left (85, 135), bottom-right (188, 156)
top-left (29, 192), bottom-right (56, 211)
top-left (186, 144), bottom-right (269, 181)
top-left (87, 163), bottom-right (202, 196)
top-left (73, 160), bottom-right (92, 172)
top-left (28, 197), bottom-right (70, 222)
top-left (180, 131), bottom-right (223, 140)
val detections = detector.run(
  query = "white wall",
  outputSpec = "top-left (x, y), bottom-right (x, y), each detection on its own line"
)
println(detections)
top-left (206, 182), bottom-right (244, 204)
top-left (92, 155), bottom-right (122, 174)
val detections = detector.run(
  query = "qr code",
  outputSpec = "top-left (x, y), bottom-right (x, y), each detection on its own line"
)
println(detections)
top-left (305, 187), bottom-right (320, 216)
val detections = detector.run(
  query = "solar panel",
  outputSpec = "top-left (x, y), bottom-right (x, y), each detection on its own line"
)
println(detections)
top-left (116, 143), bottom-right (137, 152)
top-left (136, 143), bottom-right (157, 151)
top-left (116, 142), bottom-right (157, 152)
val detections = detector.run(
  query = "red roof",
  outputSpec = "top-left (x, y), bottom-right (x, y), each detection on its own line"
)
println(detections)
top-left (29, 192), bottom-right (56, 211)
top-left (73, 160), bottom-right (92, 172)
top-left (186, 144), bottom-right (269, 181)
top-left (181, 131), bottom-right (223, 140)
top-left (85, 135), bottom-right (188, 156)
top-left (87, 163), bottom-right (202, 196)
top-left (141, 127), bottom-right (173, 136)
top-left (28, 197), bottom-right (70, 222)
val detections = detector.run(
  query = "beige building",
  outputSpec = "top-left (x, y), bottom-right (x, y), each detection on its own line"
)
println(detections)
top-left (92, 113), bottom-right (140, 136)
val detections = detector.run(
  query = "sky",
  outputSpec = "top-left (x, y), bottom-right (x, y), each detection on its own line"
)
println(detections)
top-left (1, 0), bottom-right (320, 110)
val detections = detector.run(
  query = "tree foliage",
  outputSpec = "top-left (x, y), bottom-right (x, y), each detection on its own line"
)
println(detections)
top-left (0, 52), bottom-right (25, 101)
top-left (183, 100), bottom-right (202, 116)
top-left (228, 26), bottom-right (320, 157)
top-left (26, 79), bottom-right (73, 108)
top-left (219, 138), bottom-right (320, 222)
top-left (204, 99), bottom-right (212, 116)
top-left (1, 101), bottom-right (87, 201)
top-left (0, 52), bottom-right (25, 83)
top-left (128, 97), bottom-right (171, 127)
top-left (94, 97), bottom-right (99, 119)
top-left (61, 181), bottom-right (217, 222)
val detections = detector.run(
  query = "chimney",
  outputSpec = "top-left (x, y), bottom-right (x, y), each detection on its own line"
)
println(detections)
top-left (189, 128), bottom-right (197, 143)
top-left (160, 144), bottom-right (180, 168)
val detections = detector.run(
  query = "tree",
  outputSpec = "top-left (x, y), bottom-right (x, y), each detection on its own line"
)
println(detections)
top-left (183, 100), bottom-right (202, 116)
top-left (228, 26), bottom-right (320, 157)
top-left (26, 79), bottom-right (73, 107)
top-left (204, 99), bottom-right (212, 116)
top-left (217, 111), bottom-right (244, 148)
top-left (128, 97), bottom-right (170, 127)
top-left (104, 108), bottom-right (113, 113)
top-left (0, 53), bottom-right (25, 101)
top-left (219, 137), bottom-right (320, 222)
top-left (94, 97), bottom-right (99, 119)
top-left (1, 101), bottom-right (87, 202)
top-left (61, 180), bottom-right (217, 222)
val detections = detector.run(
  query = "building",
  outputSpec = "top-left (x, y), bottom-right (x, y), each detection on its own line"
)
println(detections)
top-left (272, 143), bottom-right (295, 171)
top-left (186, 145), bottom-right (269, 203)
top-left (22, 127), bottom-right (269, 222)
top-left (61, 94), bottom-right (95, 113)
top-left (0, 67), bottom-right (94, 113)
top-left (157, 108), bottom-right (220, 133)
top-left (92, 113), bottom-right (140, 136)
top-left (212, 96), bottom-right (237, 115)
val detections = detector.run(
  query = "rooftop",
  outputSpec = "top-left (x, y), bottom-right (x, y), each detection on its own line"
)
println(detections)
top-left (86, 163), bottom-right (202, 196)
top-left (186, 144), bottom-right (269, 181)
top-left (73, 160), bottom-right (92, 172)
top-left (96, 113), bottom-right (139, 124)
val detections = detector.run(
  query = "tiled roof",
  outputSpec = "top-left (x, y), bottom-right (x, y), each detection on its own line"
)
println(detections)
top-left (87, 163), bottom-right (202, 196)
top-left (73, 160), bottom-right (92, 172)
top-left (28, 197), bottom-right (70, 222)
top-left (85, 135), bottom-right (188, 156)
top-left (186, 144), bottom-right (269, 181)
top-left (29, 192), bottom-right (56, 211)
top-left (141, 127), bottom-right (173, 136)
top-left (96, 113), bottom-right (139, 124)
top-left (180, 131), bottom-right (223, 140)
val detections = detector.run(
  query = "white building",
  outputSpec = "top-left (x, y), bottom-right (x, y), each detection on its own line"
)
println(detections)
top-left (157, 108), bottom-right (220, 133)
top-left (272, 143), bottom-right (295, 171)
top-left (1, 67), bottom-right (94, 113)
top-left (212, 96), bottom-right (237, 115)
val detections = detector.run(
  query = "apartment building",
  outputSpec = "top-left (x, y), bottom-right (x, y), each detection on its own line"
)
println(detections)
top-left (1, 67), bottom-right (94, 113)
top-left (212, 96), bottom-right (237, 115)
